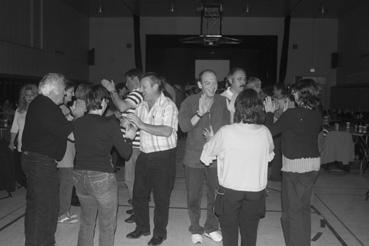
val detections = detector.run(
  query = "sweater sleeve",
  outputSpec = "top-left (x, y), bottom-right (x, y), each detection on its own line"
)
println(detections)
top-left (265, 110), bottom-right (290, 137)
top-left (265, 128), bottom-right (275, 162)
top-left (178, 97), bottom-right (195, 133)
top-left (10, 110), bottom-right (20, 133)
top-left (200, 127), bottom-right (224, 166)
top-left (221, 97), bottom-right (231, 125)
top-left (111, 120), bottom-right (132, 160)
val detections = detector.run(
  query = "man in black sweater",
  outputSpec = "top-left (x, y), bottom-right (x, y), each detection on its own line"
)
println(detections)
top-left (22, 73), bottom-right (73, 246)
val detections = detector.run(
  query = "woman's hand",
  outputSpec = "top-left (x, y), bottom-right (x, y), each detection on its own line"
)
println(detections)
top-left (203, 125), bottom-right (214, 142)
top-left (264, 96), bottom-right (277, 113)
top-left (8, 143), bottom-right (15, 151)
top-left (119, 117), bottom-right (130, 129)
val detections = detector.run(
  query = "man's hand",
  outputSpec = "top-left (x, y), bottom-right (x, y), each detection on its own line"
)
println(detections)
top-left (101, 79), bottom-right (116, 93)
top-left (198, 94), bottom-right (214, 116)
top-left (264, 96), bottom-right (277, 113)
top-left (126, 113), bottom-right (143, 129)
top-left (8, 143), bottom-right (15, 151)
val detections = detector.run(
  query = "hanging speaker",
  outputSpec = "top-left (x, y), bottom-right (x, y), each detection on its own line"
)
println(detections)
top-left (88, 48), bottom-right (95, 66)
top-left (331, 52), bottom-right (338, 68)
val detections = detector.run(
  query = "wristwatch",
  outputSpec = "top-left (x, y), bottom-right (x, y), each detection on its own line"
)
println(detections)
top-left (195, 111), bottom-right (203, 118)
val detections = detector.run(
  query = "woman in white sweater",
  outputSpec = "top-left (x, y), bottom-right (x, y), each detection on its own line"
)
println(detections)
top-left (201, 89), bottom-right (274, 246)
top-left (9, 84), bottom-right (38, 187)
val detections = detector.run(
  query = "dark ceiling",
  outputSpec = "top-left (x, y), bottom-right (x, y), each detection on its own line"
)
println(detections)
top-left (63, 0), bottom-right (364, 18)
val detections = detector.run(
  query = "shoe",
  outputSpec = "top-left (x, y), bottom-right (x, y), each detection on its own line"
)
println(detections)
top-left (126, 209), bottom-right (134, 215)
top-left (191, 234), bottom-right (203, 244)
top-left (125, 215), bottom-right (135, 223)
top-left (58, 214), bottom-right (79, 224)
top-left (204, 231), bottom-right (222, 242)
top-left (126, 229), bottom-right (150, 239)
top-left (148, 235), bottom-right (166, 246)
top-left (66, 211), bottom-right (78, 219)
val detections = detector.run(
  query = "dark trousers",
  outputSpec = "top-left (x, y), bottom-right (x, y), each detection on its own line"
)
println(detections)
top-left (14, 150), bottom-right (27, 187)
top-left (185, 166), bottom-right (219, 234)
top-left (22, 152), bottom-right (59, 246)
top-left (281, 171), bottom-right (319, 246)
top-left (133, 148), bottom-right (176, 237)
top-left (270, 136), bottom-right (282, 181)
top-left (218, 187), bottom-right (265, 246)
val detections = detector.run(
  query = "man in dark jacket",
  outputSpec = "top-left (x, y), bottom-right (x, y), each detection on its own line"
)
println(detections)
top-left (22, 73), bottom-right (74, 246)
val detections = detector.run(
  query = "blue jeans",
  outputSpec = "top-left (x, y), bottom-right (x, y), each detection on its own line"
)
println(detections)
top-left (22, 151), bottom-right (59, 246)
top-left (73, 170), bottom-right (118, 246)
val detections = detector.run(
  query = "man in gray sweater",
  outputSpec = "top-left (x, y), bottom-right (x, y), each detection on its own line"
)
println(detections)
top-left (179, 69), bottom-right (230, 244)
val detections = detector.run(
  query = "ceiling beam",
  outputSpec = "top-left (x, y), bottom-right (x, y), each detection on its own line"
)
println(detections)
top-left (118, 0), bottom-right (137, 15)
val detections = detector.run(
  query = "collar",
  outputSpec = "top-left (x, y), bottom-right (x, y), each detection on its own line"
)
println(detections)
top-left (221, 87), bottom-right (234, 100)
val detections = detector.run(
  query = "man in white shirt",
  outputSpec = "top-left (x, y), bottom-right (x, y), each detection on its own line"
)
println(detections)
top-left (220, 68), bottom-right (246, 123)
top-left (125, 73), bottom-right (178, 246)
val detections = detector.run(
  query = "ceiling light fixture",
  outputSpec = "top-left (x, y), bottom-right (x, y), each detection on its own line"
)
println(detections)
top-left (97, 0), bottom-right (103, 15)
top-left (245, 2), bottom-right (250, 14)
top-left (320, 4), bottom-right (327, 16)
top-left (170, 1), bottom-right (175, 13)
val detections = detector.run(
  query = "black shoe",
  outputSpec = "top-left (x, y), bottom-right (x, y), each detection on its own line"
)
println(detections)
top-left (125, 215), bottom-right (135, 223)
top-left (126, 229), bottom-right (150, 239)
top-left (126, 209), bottom-right (134, 215)
top-left (148, 235), bottom-right (166, 246)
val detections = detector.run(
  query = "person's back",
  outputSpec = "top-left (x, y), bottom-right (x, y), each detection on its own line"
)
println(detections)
top-left (74, 114), bottom-right (130, 173)
top-left (201, 88), bottom-right (273, 246)
top-left (272, 107), bottom-right (321, 159)
top-left (212, 123), bottom-right (273, 192)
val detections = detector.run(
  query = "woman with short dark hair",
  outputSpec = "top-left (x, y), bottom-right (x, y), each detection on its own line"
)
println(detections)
top-left (264, 78), bottom-right (322, 246)
top-left (73, 85), bottom-right (132, 246)
top-left (201, 89), bottom-right (274, 246)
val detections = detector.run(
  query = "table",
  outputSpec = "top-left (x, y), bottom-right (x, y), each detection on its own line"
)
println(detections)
top-left (0, 127), bottom-right (10, 141)
top-left (318, 130), bottom-right (355, 165)
top-left (352, 132), bottom-right (369, 175)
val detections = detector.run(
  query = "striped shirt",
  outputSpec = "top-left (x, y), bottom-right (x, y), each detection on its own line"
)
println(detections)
top-left (120, 89), bottom-right (143, 148)
top-left (136, 93), bottom-right (178, 153)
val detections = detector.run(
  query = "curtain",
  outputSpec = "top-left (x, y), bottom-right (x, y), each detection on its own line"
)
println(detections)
top-left (133, 15), bottom-right (143, 70)
top-left (278, 15), bottom-right (291, 84)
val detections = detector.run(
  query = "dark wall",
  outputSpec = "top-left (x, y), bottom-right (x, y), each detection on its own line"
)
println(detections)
top-left (146, 35), bottom-right (277, 86)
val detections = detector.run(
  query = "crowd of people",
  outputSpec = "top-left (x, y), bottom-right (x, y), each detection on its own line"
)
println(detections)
top-left (11, 67), bottom-right (322, 246)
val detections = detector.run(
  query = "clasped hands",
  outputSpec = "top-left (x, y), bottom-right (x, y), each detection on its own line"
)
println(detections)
top-left (121, 113), bottom-right (143, 140)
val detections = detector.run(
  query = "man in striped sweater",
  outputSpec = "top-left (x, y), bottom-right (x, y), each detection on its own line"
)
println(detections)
top-left (101, 69), bottom-right (143, 223)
